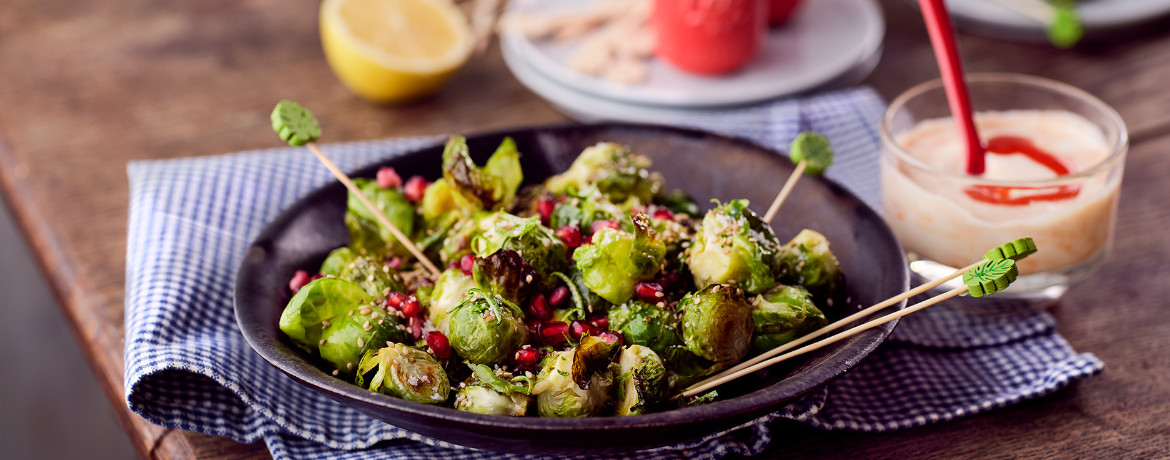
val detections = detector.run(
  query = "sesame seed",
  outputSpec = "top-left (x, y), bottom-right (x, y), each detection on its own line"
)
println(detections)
top-left (360, 307), bottom-right (372, 315)
top-left (387, 341), bottom-right (393, 347)
top-left (378, 320), bottom-right (384, 325)
top-left (332, 369), bottom-right (339, 376)
top-left (525, 274), bottom-right (533, 283)
top-left (348, 310), bottom-right (354, 317)
top-left (357, 337), bottom-right (365, 348)
top-left (655, 291), bottom-right (664, 298)
top-left (320, 339), bottom-right (326, 345)
top-left (656, 302), bottom-right (665, 308)
top-left (727, 279), bottom-right (737, 284)
top-left (347, 363), bottom-right (354, 371)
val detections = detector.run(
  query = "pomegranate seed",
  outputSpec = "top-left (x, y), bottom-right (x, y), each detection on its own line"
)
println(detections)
top-left (588, 314), bottom-right (609, 331)
top-left (598, 331), bottom-right (622, 345)
top-left (590, 219), bottom-right (618, 234)
top-left (548, 286), bottom-right (570, 308)
top-left (528, 294), bottom-right (551, 320)
top-left (403, 176), bottom-right (428, 202)
top-left (401, 295), bottom-right (421, 316)
top-left (289, 270), bottom-right (310, 293)
top-left (386, 257), bottom-right (404, 270)
top-left (538, 321), bottom-right (569, 345)
top-left (583, 233), bottom-right (593, 245)
top-left (513, 346), bottom-right (541, 368)
top-left (459, 254), bottom-right (476, 276)
top-left (409, 315), bottom-right (423, 340)
top-left (569, 320), bottom-right (597, 340)
top-left (537, 198), bottom-right (556, 225)
top-left (376, 166), bottom-right (402, 189)
top-left (653, 209), bottom-right (675, 221)
top-left (386, 292), bottom-right (406, 310)
top-left (425, 331), bottom-right (451, 359)
top-left (446, 262), bottom-right (460, 271)
top-left (555, 225), bottom-right (582, 248)
top-left (635, 282), bottom-right (665, 302)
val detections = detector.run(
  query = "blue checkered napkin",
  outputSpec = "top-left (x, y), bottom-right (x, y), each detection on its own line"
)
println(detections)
top-left (124, 87), bottom-right (1102, 460)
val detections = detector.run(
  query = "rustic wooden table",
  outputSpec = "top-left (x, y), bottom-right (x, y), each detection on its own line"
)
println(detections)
top-left (2, 1), bottom-right (1168, 458)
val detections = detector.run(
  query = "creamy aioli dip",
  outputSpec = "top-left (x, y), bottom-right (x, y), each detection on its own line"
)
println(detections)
top-left (882, 110), bottom-right (1120, 275)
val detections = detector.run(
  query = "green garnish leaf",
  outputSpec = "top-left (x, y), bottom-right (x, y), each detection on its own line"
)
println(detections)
top-left (271, 100), bottom-right (321, 146)
top-left (963, 259), bottom-right (1019, 298)
top-left (788, 132), bottom-right (834, 176)
top-left (1047, 2), bottom-right (1083, 49)
top-left (984, 237), bottom-right (1038, 262)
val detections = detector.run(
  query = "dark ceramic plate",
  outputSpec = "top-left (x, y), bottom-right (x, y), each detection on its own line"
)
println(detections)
top-left (235, 123), bottom-right (908, 455)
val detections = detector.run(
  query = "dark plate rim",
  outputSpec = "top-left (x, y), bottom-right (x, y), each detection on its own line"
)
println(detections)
top-left (234, 122), bottom-right (908, 435)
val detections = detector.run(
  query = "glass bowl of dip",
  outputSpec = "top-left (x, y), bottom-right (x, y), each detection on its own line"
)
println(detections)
top-left (880, 73), bottom-right (1127, 302)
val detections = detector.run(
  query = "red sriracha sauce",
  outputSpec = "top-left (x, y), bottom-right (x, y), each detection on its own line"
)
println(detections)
top-left (964, 136), bottom-right (1082, 206)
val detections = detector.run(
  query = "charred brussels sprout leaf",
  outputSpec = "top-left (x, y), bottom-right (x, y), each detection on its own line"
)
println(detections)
top-left (426, 269), bottom-right (477, 334)
top-left (572, 214), bottom-right (666, 304)
top-left (545, 142), bottom-right (662, 205)
top-left (750, 284), bottom-right (827, 353)
top-left (687, 199), bottom-right (780, 295)
top-left (532, 349), bottom-right (612, 417)
top-left (446, 289), bottom-right (529, 364)
top-left (439, 211), bottom-right (494, 263)
top-left (614, 345), bottom-right (668, 416)
top-left (608, 301), bottom-right (682, 356)
top-left (345, 178), bottom-right (416, 258)
top-left (471, 212), bottom-right (569, 285)
top-left (356, 343), bottom-right (450, 404)
top-left (442, 135), bottom-right (523, 210)
top-left (279, 277), bottom-right (393, 376)
top-left (319, 246), bottom-right (358, 276)
top-left (660, 345), bottom-right (718, 390)
top-left (775, 229), bottom-right (844, 304)
top-left (680, 284), bottom-right (754, 366)
top-left (571, 334), bottom-right (622, 389)
top-left (472, 249), bottom-right (538, 304)
top-left (420, 178), bottom-right (478, 230)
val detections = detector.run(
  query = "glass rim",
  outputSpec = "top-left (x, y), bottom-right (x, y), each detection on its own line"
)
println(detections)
top-left (881, 72), bottom-right (1129, 186)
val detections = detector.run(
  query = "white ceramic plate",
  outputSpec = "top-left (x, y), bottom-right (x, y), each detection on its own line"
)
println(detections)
top-left (945, 0), bottom-right (1170, 43)
top-left (502, 31), bottom-right (882, 124)
top-left (500, 0), bottom-right (884, 108)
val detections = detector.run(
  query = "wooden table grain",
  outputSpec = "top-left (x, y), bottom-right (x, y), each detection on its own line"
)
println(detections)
top-left (1, 1), bottom-right (1168, 458)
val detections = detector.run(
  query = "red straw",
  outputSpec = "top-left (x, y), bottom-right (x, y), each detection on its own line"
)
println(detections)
top-left (918, 0), bottom-right (985, 175)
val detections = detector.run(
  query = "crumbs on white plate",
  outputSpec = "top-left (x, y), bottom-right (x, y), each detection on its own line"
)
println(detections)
top-left (500, 0), bottom-right (654, 85)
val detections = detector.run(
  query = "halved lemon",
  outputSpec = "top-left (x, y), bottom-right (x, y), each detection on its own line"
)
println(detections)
top-left (320, 0), bottom-right (474, 103)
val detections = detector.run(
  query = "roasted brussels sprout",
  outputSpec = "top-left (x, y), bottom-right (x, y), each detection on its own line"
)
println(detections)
top-left (455, 384), bottom-right (532, 416)
top-left (439, 210), bottom-right (494, 263)
top-left (471, 212), bottom-right (569, 285)
top-left (775, 229), bottom-right (844, 303)
top-left (532, 347), bottom-right (612, 418)
top-left (427, 268), bottom-right (477, 334)
top-left (331, 252), bottom-right (404, 301)
top-left (454, 362), bottom-right (534, 416)
top-left (750, 284), bottom-right (827, 353)
top-left (607, 301), bottom-right (682, 356)
top-left (446, 289), bottom-right (529, 364)
top-left (345, 178), bottom-right (416, 257)
top-left (679, 284), bottom-right (754, 366)
top-left (420, 178), bottom-right (478, 228)
top-left (573, 213), bottom-right (666, 304)
top-left (442, 136), bottom-right (523, 210)
top-left (548, 187), bottom-right (622, 232)
top-left (472, 249), bottom-right (537, 304)
top-left (614, 345), bottom-right (668, 416)
top-left (659, 345), bottom-right (718, 390)
top-left (572, 334), bottom-right (622, 389)
top-left (279, 277), bottom-right (403, 375)
top-left (687, 199), bottom-right (781, 295)
top-left (356, 343), bottom-right (450, 404)
top-left (545, 142), bottom-right (662, 205)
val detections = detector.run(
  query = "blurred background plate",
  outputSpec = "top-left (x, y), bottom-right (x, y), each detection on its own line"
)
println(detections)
top-left (944, 0), bottom-right (1170, 44)
top-left (501, 38), bottom-right (882, 123)
top-left (500, 0), bottom-right (884, 109)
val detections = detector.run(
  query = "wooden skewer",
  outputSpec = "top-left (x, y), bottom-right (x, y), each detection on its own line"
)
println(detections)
top-left (684, 258), bottom-right (985, 393)
top-left (306, 142), bottom-right (442, 277)
top-left (762, 160), bottom-right (805, 223)
top-left (679, 284), bottom-right (970, 399)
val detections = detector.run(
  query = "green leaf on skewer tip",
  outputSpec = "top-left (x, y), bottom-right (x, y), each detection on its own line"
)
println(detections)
top-left (788, 132), bottom-right (833, 176)
top-left (963, 259), bottom-right (1019, 298)
top-left (271, 100), bottom-right (321, 146)
top-left (984, 237), bottom-right (1038, 262)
